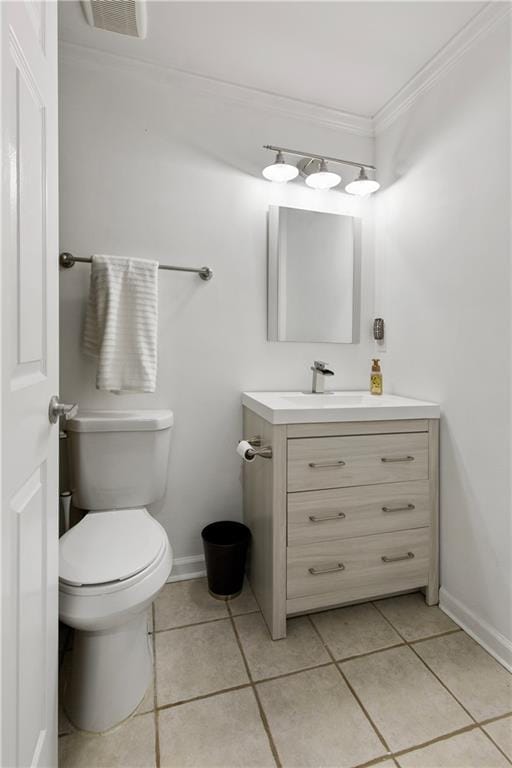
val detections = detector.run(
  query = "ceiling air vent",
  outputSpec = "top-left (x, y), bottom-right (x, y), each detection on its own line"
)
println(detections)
top-left (81, 0), bottom-right (147, 39)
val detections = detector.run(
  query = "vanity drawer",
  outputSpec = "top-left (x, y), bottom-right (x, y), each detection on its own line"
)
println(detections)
top-left (287, 527), bottom-right (430, 600)
top-left (287, 433), bottom-right (429, 492)
top-left (287, 480), bottom-right (431, 546)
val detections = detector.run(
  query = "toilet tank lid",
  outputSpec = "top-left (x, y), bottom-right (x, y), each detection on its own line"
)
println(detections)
top-left (66, 409), bottom-right (174, 432)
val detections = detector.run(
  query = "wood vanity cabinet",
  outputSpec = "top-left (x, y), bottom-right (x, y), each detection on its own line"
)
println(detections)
top-left (243, 410), bottom-right (439, 640)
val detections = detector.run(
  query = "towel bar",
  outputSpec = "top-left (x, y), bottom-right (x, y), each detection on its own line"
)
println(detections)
top-left (59, 252), bottom-right (213, 281)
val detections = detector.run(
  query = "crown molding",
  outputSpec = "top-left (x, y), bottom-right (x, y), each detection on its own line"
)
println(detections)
top-left (59, 41), bottom-right (374, 138)
top-left (60, 2), bottom-right (510, 142)
top-left (373, 2), bottom-right (511, 135)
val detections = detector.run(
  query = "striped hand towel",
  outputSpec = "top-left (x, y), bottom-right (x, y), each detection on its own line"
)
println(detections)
top-left (83, 255), bottom-right (159, 393)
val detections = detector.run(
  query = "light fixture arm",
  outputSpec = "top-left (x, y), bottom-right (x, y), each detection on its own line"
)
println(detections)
top-left (263, 144), bottom-right (376, 172)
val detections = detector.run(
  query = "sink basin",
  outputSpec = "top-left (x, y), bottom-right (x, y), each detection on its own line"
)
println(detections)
top-left (242, 390), bottom-right (440, 424)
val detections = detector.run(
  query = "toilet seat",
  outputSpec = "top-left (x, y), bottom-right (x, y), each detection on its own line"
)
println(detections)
top-left (60, 507), bottom-right (165, 588)
top-left (59, 519), bottom-right (172, 630)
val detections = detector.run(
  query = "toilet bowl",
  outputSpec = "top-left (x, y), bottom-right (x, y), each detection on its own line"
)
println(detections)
top-left (59, 410), bottom-right (173, 732)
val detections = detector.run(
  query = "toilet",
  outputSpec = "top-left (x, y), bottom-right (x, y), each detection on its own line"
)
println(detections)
top-left (59, 410), bottom-right (174, 732)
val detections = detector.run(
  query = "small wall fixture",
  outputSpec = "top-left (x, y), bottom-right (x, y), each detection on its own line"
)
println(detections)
top-left (373, 317), bottom-right (385, 341)
top-left (262, 145), bottom-right (379, 195)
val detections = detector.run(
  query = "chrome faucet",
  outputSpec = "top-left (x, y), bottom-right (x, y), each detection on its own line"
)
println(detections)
top-left (310, 361), bottom-right (334, 394)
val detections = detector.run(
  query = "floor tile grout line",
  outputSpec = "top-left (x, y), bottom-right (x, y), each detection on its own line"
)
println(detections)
top-left (480, 728), bottom-right (512, 766)
top-left (153, 663), bottom-right (336, 714)
top-left (312, 604), bottom-right (512, 763)
top-left (408, 627), bottom-right (463, 645)
top-left (335, 657), bottom-right (393, 758)
top-left (369, 600), bottom-right (461, 644)
top-left (403, 635), bottom-right (478, 723)
top-left (391, 720), bottom-right (511, 767)
top-left (230, 608), bottom-right (261, 618)
top-left (153, 608), bottom-right (261, 635)
top-left (371, 600), bottom-right (479, 721)
top-left (228, 606), bottom-right (283, 768)
top-left (479, 706), bottom-right (512, 766)
top-left (479, 711), bottom-right (512, 727)
top-left (253, 660), bottom-right (335, 686)
top-left (306, 614), bottom-right (393, 758)
top-left (390, 722), bottom-right (483, 760)
top-left (371, 600), bottom-right (421, 644)
top-left (249, 685), bottom-right (283, 768)
top-left (333, 641), bottom-right (408, 663)
top-left (370, 597), bottom-right (512, 726)
top-left (154, 613), bottom-right (228, 633)
top-left (331, 641), bottom-right (406, 664)
top-left (156, 682), bottom-right (255, 713)
top-left (351, 755), bottom-right (401, 768)
top-left (232, 578), bottom-right (266, 618)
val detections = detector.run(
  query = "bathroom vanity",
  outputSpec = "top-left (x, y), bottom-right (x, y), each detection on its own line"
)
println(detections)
top-left (242, 392), bottom-right (440, 639)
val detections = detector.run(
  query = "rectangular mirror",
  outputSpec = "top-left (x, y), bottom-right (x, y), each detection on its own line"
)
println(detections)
top-left (268, 206), bottom-right (360, 343)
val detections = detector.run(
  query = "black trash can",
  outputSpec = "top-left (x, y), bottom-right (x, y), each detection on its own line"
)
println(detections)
top-left (201, 521), bottom-right (251, 599)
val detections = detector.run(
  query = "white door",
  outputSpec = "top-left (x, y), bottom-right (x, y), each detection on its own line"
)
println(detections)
top-left (1, 1), bottom-right (58, 766)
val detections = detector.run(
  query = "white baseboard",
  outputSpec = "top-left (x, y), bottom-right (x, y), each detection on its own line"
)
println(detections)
top-left (168, 555), bottom-right (206, 583)
top-left (439, 587), bottom-right (512, 672)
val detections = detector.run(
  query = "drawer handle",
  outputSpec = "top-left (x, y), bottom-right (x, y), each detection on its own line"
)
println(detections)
top-left (309, 512), bottom-right (346, 523)
top-left (381, 552), bottom-right (415, 563)
top-left (381, 456), bottom-right (415, 463)
top-left (381, 504), bottom-right (416, 513)
top-left (308, 460), bottom-right (346, 469)
top-left (308, 562), bottom-right (345, 575)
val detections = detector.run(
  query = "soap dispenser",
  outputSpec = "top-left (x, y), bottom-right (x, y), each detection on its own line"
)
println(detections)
top-left (370, 359), bottom-right (383, 395)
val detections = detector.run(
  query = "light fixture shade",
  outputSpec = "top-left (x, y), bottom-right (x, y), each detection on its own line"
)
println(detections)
top-left (262, 151), bottom-right (299, 183)
top-left (345, 167), bottom-right (380, 195)
top-left (304, 159), bottom-right (341, 190)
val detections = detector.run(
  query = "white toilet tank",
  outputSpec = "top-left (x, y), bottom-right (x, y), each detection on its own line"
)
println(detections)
top-left (66, 410), bottom-right (173, 511)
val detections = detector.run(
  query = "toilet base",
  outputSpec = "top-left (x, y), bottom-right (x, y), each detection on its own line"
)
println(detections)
top-left (64, 611), bottom-right (152, 732)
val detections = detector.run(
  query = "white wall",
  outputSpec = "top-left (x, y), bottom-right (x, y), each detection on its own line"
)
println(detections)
top-left (375, 21), bottom-right (511, 665)
top-left (59, 48), bottom-right (376, 570)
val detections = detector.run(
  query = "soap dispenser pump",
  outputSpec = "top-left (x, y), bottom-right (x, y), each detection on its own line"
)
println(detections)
top-left (370, 359), bottom-right (383, 395)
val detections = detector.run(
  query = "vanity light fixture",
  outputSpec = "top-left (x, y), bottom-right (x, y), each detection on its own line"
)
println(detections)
top-left (304, 159), bottom-right (341, 190)
top-left (345, 166), bottom-right (381, 196)
top-left (262, 150), bottom-right (299, 183)
top-left (262, 145), bottom-right (379, 194)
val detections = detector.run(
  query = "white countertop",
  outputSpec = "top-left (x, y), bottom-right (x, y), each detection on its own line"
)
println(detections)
top-left (242, 391), bottom-right (440, 425)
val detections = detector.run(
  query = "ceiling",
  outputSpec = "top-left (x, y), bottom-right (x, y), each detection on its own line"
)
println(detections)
top-left (59, 1), bottom-right (486, 118)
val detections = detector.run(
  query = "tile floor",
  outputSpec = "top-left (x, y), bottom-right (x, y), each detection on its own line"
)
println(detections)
top-left (59, 581), bottom-right (512, 768)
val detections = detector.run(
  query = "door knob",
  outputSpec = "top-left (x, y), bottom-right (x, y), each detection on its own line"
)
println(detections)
top-left (48, 396), bottom-right (78, 424)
